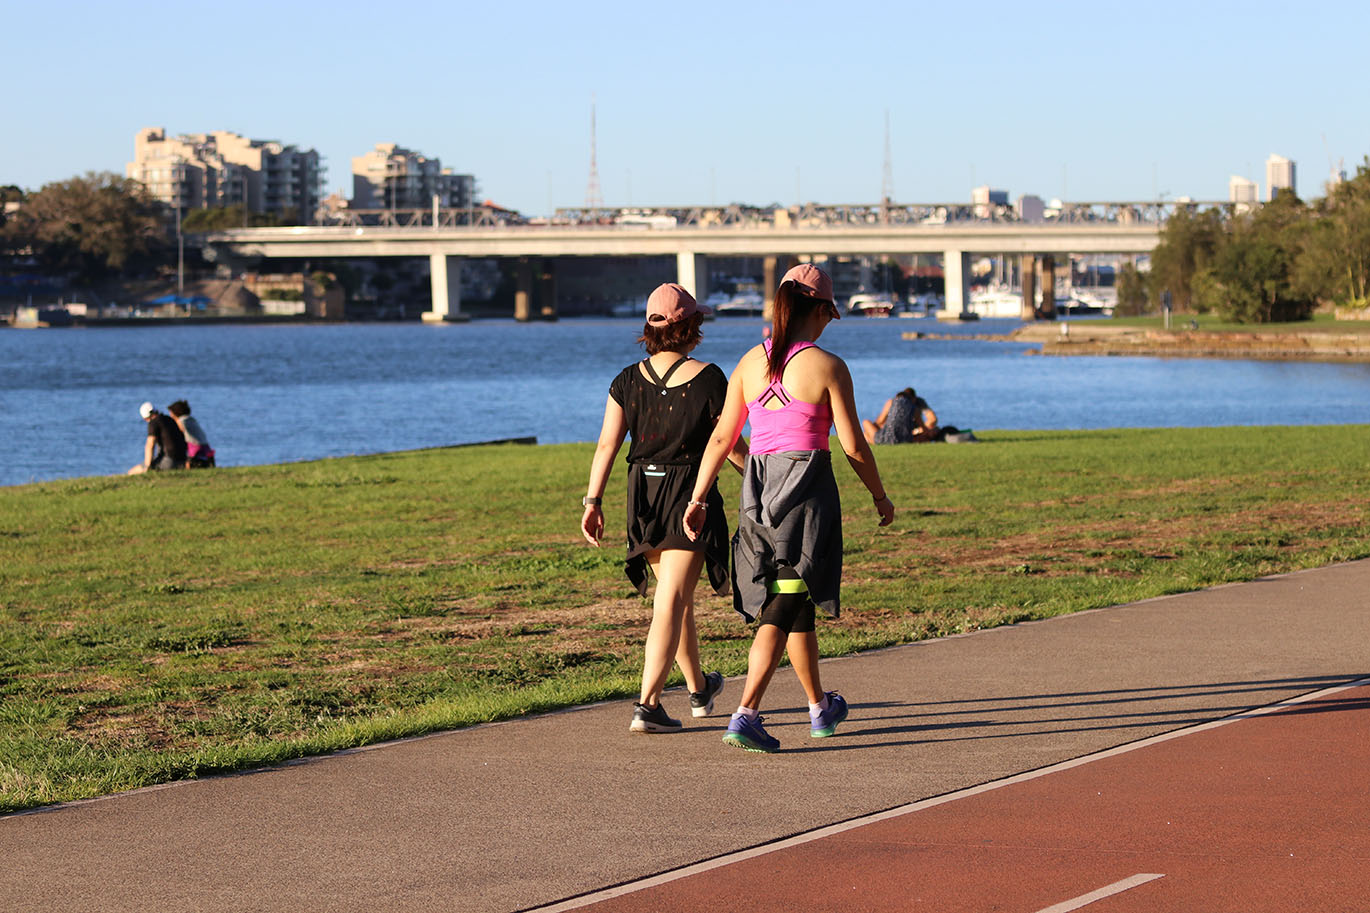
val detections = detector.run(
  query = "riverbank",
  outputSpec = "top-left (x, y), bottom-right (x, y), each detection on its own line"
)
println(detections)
top-left (3, 426), bottom-right (1367, 811)
top-left (1009, 316), bottom-right (1370, 360)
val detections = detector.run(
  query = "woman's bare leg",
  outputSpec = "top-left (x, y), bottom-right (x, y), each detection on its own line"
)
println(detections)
top-left (640, 549), bottom-right (706, 705)
top-left (785, 629), bottom-right (823, 704)
top-left (736, 624), bottom-right (788, 710)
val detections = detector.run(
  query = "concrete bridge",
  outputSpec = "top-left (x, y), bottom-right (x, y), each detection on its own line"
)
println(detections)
top-left (204, 202), bottom-right (1207, 320)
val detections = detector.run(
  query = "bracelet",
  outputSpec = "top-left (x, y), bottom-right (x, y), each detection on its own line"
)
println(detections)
top-left (687, 500), bottom-right (707, 509)
top-left (872, 493), bottom-right (889, 504)
top-left (582, 496), bottom-right (602, 507)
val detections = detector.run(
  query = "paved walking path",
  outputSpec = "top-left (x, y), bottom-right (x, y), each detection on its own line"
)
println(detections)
top-left (4, 559), bottom-right (1369, 913)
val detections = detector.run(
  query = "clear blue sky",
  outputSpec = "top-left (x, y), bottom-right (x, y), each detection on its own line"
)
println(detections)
top-left (7, 0), bottom-right (1366, 215)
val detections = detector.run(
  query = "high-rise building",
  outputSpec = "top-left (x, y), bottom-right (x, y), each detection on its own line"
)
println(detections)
top-left (126, 127), bottom-right (322, 220)
top-left (1265, 154), bottom-right (1296, 201)
top-left (1228, 176), bottom-right (1258, 203)
top-left (351, 143), bottom-right (475, 211)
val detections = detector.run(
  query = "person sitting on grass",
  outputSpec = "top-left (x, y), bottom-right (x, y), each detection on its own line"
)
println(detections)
top-left (863, 387), bottom-right (938, 444)
top-left (127, 401), bottom-right (186, 474)
top-left (168, 400), bottom-right (215, 468)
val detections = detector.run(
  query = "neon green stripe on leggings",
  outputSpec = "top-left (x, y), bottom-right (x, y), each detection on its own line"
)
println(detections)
top-left (767, 578), bottom-right (808, 595)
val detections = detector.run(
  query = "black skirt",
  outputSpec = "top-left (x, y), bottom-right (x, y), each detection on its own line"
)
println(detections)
top-left (624, 461), bottom-right (730, 597)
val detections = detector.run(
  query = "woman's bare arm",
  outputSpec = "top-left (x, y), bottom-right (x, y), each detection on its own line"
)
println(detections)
top-left (826, 357), bottom-right (895, 526)
top-left (581, 396), bottom-right (628, 546)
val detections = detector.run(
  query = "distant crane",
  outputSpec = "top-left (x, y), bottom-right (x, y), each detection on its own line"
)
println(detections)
top-left (881, 109), bottom-right (894, 210)
top-left (585, 97), bottom-right (604, 217)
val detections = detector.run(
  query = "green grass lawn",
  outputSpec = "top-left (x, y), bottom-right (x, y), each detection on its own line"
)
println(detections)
top-left (1104, 313), bottom-right (1370, 333)
top-left (2, 426), bottom-right (1368, 812)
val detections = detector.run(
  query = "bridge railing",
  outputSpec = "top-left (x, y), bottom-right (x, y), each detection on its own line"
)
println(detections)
top-left (279, 200), bottom-right (1234, 233)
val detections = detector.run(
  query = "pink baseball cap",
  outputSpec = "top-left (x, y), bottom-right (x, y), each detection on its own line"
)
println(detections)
top-left (646, 283), bottom-right (708, 324)
top-left (780, 263), bottom-right (837, 312)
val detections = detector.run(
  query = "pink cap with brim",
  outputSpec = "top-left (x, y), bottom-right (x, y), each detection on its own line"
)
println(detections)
top-left (779, 263), bottom-right (837, 313)
top-left (645, 283), bottom-right (708, 324)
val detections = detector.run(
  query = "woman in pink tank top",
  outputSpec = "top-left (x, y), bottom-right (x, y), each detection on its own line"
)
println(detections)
top-left (684, 264), bottom-right (895, 753)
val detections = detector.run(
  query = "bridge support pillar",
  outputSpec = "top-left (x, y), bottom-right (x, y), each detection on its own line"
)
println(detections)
top-left (943, 250), bottom-right (971, 317)
top-left (675, 252), bottom-right (708, 305)
top-left (1020, 254), bottom-right (1037, 320)
top-left (514, 258), bottom-right (535, 322)
top-left (763, 255), bottom-right (799, 320)
top-left (1040, 254), bottom-right (1057, 319)
top-left (539, 260), bottom-right (558, 320)
top-left (423, 253), bottom-right (465, 322)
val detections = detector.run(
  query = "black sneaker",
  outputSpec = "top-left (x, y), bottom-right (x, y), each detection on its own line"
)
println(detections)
top-left (630, 702), bottom-right (682, 733)
top-left (689, 671), bottom-right (725, 718)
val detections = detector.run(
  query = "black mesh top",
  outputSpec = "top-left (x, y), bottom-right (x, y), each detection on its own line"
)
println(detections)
top-left (608, 359), bottom-right (728, 466)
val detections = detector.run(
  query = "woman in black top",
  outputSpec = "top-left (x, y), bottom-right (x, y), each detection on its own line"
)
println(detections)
top-left (581, 283), bottom-right (748, 733)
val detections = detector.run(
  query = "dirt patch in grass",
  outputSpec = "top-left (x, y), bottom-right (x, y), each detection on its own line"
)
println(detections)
top-left (853, 497), bottom-right (1363, 583)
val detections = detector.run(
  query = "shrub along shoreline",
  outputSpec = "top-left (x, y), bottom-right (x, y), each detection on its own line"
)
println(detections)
top-left (2, 426), bottom-right (1367, 812)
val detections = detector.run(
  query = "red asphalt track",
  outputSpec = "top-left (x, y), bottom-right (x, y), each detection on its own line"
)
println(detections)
top-left (552, 681), bottom-right (1370, 913)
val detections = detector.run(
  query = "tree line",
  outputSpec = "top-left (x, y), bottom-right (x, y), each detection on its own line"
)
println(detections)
top-left (1, 172), bottom-right (299, 284)
top-left (1116, 158), bottom-right (1370, 323)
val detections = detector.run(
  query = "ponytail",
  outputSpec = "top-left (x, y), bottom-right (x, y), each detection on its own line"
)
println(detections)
top-left (767, 282), bottom-right (824, 380)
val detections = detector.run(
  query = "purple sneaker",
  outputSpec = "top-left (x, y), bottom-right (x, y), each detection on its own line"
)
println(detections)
top-left (809, 692), bottom-right (848, 738)
top-left (722, 713), bottom-right (780, 753)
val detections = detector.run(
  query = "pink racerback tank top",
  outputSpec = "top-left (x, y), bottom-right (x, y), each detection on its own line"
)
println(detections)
top-left (746, 341), bottom-right (833, 454)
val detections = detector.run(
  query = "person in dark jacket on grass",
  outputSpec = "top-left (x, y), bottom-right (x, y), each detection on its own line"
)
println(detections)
top-left (127, 401), bottom-right (186, 474)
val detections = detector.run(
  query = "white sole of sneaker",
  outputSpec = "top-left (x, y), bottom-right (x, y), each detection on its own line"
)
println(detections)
top-left (629, 719), bottom-right (682, 733)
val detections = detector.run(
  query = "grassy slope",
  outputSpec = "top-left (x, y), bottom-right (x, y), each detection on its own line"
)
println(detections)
top-left (2, 427), bottom-right (1367, 811)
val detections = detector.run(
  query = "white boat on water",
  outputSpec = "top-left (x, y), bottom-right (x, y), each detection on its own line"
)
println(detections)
top-left (1062, 288), bottom-right (1116, 316)
top-left (846, 293), bottom-right (897, 317)
top-left (967, 288), bottom-right (1023, 318)
top-left (703, 290), bottom-right (732, 311)
top-left (715, 291), bottom-right (765, 316)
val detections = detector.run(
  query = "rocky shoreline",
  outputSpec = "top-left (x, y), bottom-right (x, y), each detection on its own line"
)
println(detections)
top-left (901, 322), bottom-right (1370, 361)
top-left (1017, 323), bottom-right (1370, 361)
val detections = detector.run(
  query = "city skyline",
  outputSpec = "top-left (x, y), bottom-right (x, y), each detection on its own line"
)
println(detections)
top-left (6, 0), bottom-right (1367, 216)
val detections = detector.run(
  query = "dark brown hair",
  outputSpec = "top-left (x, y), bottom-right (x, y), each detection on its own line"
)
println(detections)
top-left (167, 400), bottom-right (191, 417)
top-left (767, 282), bottom-right (828, 380)
top-left (638, 312), bottom-right (704, 355)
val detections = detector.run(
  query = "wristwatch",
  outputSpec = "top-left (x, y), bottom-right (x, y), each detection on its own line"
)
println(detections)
top-left (582, 496), bottom-right (602, 507)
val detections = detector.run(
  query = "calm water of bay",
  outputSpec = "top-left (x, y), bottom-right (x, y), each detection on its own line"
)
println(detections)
top-left (2, 317), bottom-right (1369, 487)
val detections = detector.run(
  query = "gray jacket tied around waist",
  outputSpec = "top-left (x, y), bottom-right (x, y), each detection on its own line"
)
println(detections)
top-left (732, 450), bottom-right (843, 622)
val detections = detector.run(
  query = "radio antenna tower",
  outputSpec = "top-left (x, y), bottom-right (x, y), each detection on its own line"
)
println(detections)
top-left (584, 97), bottom-right (603, 217)
top-left (879, 109), bottom-right (895, 223)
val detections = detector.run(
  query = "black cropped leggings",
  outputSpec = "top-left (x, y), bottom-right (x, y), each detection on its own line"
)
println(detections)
top-left (755, 565), bottom-right (816, 634)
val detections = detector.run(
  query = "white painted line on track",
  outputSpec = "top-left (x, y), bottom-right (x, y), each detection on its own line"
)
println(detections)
top-left (1033, 874), bottom-right (1165, 913)
top-left (525, 676), bottom-right (1370, 913)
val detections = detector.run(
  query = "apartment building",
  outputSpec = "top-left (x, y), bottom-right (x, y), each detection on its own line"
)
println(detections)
top-left (1228, 175), bottom-right (1257, 202)
top-left (351, 143), bottom-right (475, 210)
top-left (1265, 154), bottom-right (1296, 201)
top-left (126, 127), bottom-right (322, 219)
